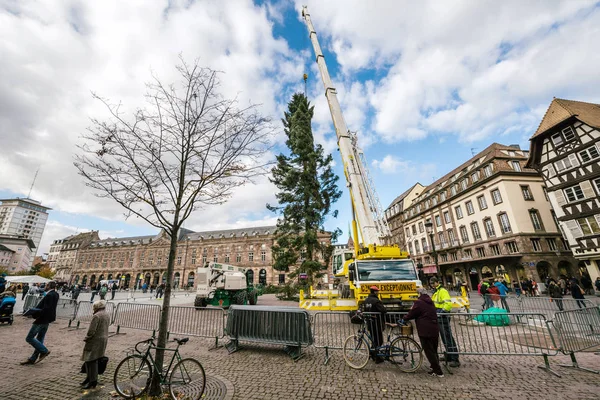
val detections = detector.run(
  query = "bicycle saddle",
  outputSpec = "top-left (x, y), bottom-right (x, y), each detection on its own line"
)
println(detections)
top-left (174, 337), bottom-right (189, 345)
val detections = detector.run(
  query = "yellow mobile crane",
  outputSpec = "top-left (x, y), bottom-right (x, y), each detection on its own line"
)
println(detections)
top-left (299, 6), bottom-right (421, 311)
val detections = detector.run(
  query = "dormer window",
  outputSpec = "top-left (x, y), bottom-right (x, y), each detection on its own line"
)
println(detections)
top-left (551, 126), bottom-right (576, 146)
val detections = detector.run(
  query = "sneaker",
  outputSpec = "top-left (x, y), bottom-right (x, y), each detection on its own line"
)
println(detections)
top-left (37, 351), bottom-right (51, 363)
top-left (20, 359), bottom-right (36, 365)
top-left (429, 371), bottom-right (444, 378)
top-left (449, 360), bottom-right (460, 368)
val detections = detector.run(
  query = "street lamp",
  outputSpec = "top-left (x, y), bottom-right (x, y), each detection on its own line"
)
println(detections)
top-left (424, 221), bottom-right (439, 277)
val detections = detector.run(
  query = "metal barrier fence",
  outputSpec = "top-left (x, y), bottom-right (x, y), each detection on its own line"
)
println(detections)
top-left (70, 300), bottom-right (116, 329)
top-left (552, 306), bottom-right (600, 374)
top-left (55, 298), bottom-right (78, 322)
top-left (482, 295), bottom-right (595, 321)
top-left (168, 306), bottom-right (226, 348)
top-left (22, 294), bottom-right (42, 312)
top-left (112, 302), bottom-right (161, 334)
top-left (225, 305), bottom-right (313, 360)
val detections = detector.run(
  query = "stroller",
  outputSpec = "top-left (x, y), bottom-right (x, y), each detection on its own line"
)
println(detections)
top-left (0, 296), bottom-right (16, 325)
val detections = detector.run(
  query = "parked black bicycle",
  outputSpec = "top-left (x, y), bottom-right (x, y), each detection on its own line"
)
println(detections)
top-left (113, 336), bottom-right (206, 399)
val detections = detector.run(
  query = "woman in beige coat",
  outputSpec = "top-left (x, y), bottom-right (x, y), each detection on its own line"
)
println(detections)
top-left (81, 300), bottom-right (110, 389)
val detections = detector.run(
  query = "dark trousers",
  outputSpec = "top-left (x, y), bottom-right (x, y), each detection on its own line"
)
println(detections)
top-left (420, 335), bottom-right (442, 375)
top-left (367, 319), bottom-right (383, 357)
top-left (553, 298), bottom-right (564, 311)
top-left (111, 290), bottom-right (116, 300)
top-left (576, 299), bottom-right (587, 308)
top-left (22, 292), bottom-right (28, 300)
top-left (500, 297), bottom-right (510, 312)
top-left (437, 313), bottom-right (459, 362)
top-left (86, 359), bottom-right (98, 383)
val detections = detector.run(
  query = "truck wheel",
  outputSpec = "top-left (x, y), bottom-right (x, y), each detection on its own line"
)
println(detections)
top-left (194, 297), bottom-right (207, 309)
top-left (248, 291), bottom-right (258, 305)
top-left (234, 291), bottom-right (247, 305)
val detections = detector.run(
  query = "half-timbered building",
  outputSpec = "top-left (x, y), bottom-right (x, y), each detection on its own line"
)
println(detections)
top-left (526, 98), bottom-right (600, 282)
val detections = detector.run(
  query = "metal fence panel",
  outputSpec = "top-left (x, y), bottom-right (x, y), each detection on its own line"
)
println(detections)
top-left (553, 306), bottom-right (600, 353)
top-left (168, 306), bottom-right (226, 339)
top-left (112, 302), bottom-right (161, 331)
top-left (75, 300), bottom-right (116, 324)
top-left (22, 294), bottom-right (42, 311)
top-left (55, 298), bottom-right (78, 321)
top-left (519, 297), bottom-right (595, 321)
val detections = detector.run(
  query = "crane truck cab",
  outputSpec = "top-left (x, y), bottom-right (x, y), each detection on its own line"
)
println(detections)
top-left (194, 262), bottom-right (260, 309)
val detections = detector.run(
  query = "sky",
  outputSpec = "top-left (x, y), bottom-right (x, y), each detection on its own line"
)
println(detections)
top-left (2, 0), bottom-right (600, 256)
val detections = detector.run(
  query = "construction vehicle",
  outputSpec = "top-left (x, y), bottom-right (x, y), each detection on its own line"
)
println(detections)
top-left (194, 262), bottom-right (260, 309)
top-left (299, 6), bottom-right (421, 312)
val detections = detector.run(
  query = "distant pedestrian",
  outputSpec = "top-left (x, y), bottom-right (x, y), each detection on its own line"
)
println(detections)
top-left (595, 277), bottom-right (600, 294)
top-left (72, 285), bottom-right (81, 301)
top-left (21, 283), bottom-right (30, 300)
top-left (90, 282), bottom-right (101, 303)
top-left (548, 279), bottom-right (563, 311)
top-left (156, 283), bottom-right (165, 299)
top-left (111, 283), bottom-right (117, 300)
top-left (80, 300), bottom-right (110, 390)
top-left (558, 278), bottom-right (567, 296)
top-left (20, 281), bottom-right (59, 365)
top-left (142, 283), bottom-right (148, 293)
top-left (401, 287), bottom-right (443, 377)
top-left (0, 273), bottom-right (6, 293)
top-left (570, 279), bottom-right (587, 308)
top-left (99, 284), bottom-right (108, 300)
top-left (494, 279), bottom-right (510, 312)
top-left (581, 274), bottom-right (593, 295)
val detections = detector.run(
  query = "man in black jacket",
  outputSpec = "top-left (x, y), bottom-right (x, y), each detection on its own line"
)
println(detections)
top-left (362, 286), bottom-right (387, 363)
top-left (20, 281), bottom-right (59, 365)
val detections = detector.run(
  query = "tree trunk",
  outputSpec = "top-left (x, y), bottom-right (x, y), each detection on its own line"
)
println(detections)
top-left (148, 226), bottom-right (179, 396)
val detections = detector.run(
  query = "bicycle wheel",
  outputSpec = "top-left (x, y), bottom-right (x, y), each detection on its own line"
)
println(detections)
top-left (169, 358), bottom-right (206, 400)
top-left (388, 336), bottom-right (423, 373)
top-left (343, 334), bottom-right (370, 369)
top-left (114, 354), bottom-right (152, 399)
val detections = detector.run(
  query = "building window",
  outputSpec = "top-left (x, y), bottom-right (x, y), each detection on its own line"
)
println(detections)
top-left (511, 161), bottom-right (522, 172)
top-left (471, 222), bottom-right (482, 241)
top-left (476, 247), bottom-right (485, 258)
top-left (547, 238), bottom-right (557, 251)
top-left (414, 240), bottom-right (421, 254)
top-left (460, 226), bottom-right (469, 243)
top-left (261, 250), bottom-right (266, 262)
top-left (520, 185), bottom-right (533, 200)
top-left (248, 252), bottom-right (254, 262)
top-left (477, 195), bottom-right (488, 210)
top-left (594, 177), bottom-right (600, 194)
top-left (440, 191), bottom-right (447, 201)
top-left (418, 222), bottom-right (424, 233)
top-left (498, 213), bottom-right (512, 233)
top-left (438, 232), bottom-right (445, 246)
top-left (450, 185), bottom-right (457, 196)
top-left (236, 253), bottom-right (241, 263)
top-left (213, 255), bottom-right (218, 262)
top-left (455, 206), bottom-right (463, 219)
top-left (561, 238), bottom-right (570, 250)
top-left (529, 210), bottom-right (543, 231)
top-left (484, 218), bottom-right (496, 238)
top-left (579, 146), bottom-right (600, 163)
top-left (483, 164), bottom-right (493, 178)
top-left (435, 215), bottom-right (442, 227)
top-left (554, 154), bottom-right (579, 172)
top-left (531, 238), bottom-right (542, 252)
top-left (443, 211), bottom-right (451, 223)
top-left (460, 179), bottom-right (468, 191)
top-left (440, 254), bottom-right (448, 262)
top-left (577, 216), bottom-right (600, 235)
top-left (408, 242), bottom-right (414, 254)
top-left (412, 225), bottom-right (417, 235)
top-left (506, 241), bottom-right (519, 253)
top-left (225, 254), bottom-right (230, 263)
top-left (450, 252), bottom-right (458, 261)
top-left (471, 171), bottom-right (480, 183)
top-left (466, 201), bottom-right (475, 215)
top-left (421, 238), bottom-right (427, 251)
top-left (177, 256), bottom-right (182, 265)
top-left (448, 229), bottom-right (456, 244)
top-left (406, 227), bottom-right (410, 237)
top-left (491, 189), bottom-right (502, 205)
top-left (564, 184), bottom-right (585, 202)
top-left (432, 196), bottom-right (438, 206)
top-left (490, 244), bottom-right (501, 256)
top-left (464, 249), bottom-right (473, 259)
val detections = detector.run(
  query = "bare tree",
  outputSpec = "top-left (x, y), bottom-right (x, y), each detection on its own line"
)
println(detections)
top-left (75, 59), bottom-right (273, 395)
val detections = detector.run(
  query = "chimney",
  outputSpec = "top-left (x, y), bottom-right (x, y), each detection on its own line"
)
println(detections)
top-left (509, 144), bottom-right (520, 149)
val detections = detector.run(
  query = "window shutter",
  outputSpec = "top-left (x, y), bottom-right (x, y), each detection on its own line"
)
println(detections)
top-left (544, 164), bottom-right (556, 178)
top-left (553, 189), bottom-right (567, 206)
top-left (564, 220), bottom-right (583, 238)
top-left (568, 154), bottom-right (580, 167)
top-left (581, 180), bottom-right (595, 199)
top-left (595, 214), bottom-right (600, 227)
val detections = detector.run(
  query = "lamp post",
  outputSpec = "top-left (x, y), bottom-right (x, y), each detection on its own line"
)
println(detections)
top-left (424, 221), bottom-right (439, 278)
top-left (417, 262), bottom-right (425, 283)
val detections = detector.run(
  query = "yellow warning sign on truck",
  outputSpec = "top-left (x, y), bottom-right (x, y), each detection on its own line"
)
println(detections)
top-left (359, 283), bottom-right (416, 293)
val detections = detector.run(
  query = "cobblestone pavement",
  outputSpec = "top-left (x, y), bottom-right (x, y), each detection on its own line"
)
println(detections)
top-left (1, 295), bottom-right (599, 400)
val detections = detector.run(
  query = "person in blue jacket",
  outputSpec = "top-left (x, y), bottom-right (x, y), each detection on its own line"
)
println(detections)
top-left (494, 279), bottom-right (510, 312)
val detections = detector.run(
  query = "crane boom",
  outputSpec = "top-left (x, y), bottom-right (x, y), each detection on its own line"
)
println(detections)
top-left (302, 6), bottom-right (390, 246)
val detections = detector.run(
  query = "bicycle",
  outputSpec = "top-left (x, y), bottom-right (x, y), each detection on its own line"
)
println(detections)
top-left (343, 312), bottom-right (423, 372)
top-left (113, 336), bottom-right (206, 400)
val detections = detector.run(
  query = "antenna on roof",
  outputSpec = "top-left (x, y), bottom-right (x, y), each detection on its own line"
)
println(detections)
top-left (27, 167), bottom-right (40, 199)
top-left (470, 148), bottom-right (477, 157)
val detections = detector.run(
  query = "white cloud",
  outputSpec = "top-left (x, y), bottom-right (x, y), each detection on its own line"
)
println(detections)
top-left (372, 155), bottom-right (407, 174)
top-left (298, 0), bottom-right (600, 143)
top-left (371, 155), bottom-right (437, 183)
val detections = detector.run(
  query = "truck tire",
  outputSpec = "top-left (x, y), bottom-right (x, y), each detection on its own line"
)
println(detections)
top-left (234, 291), bottom-right (247, 305)
top-left (194, 297), bottom-right (207, 309)
top-left (248, 290), bottom-right (258, 305)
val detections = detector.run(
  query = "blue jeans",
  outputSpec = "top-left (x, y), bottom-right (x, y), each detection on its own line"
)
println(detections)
top-left (26, 323), bottom-right (49, 361)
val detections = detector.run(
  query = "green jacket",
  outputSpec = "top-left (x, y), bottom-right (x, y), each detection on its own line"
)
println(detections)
top-left (431, 285), bottom-right (453, 312)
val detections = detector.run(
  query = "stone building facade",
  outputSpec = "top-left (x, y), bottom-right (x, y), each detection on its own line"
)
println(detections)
top-left (385, 143), bottom-right (579, 291)
top-left (53, 231), bottom-right (100, 281)
top-left (67, 226), bottom-right (331, 289)
top-left (526, 98), bottom-right (600, 282)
